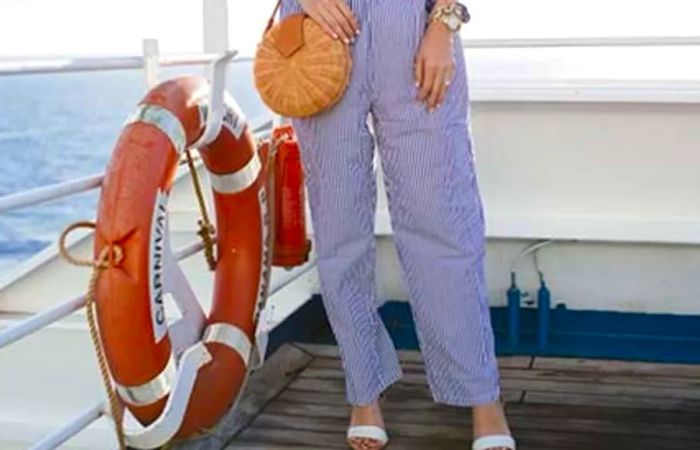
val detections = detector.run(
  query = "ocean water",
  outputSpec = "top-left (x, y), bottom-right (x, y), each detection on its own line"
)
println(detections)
top-left (0, 63), bottom-right (268, 272)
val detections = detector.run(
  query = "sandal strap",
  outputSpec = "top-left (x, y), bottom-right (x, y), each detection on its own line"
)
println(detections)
top-left (347, 425), bottom-right (389, 445)
top-left (473, 434), bottom-right (516, 450)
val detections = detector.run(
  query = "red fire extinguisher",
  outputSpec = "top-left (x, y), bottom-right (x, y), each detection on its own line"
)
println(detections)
top-left (261, 125), bottom-right (312, 268)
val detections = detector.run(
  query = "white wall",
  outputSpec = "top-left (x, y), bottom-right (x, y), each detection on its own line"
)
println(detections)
top-left (375, 237), bottom-right (700, 315)
top-left (473, 102), bottom-right (700, 244)
top-left (371, 101), bottom-right (700, 314)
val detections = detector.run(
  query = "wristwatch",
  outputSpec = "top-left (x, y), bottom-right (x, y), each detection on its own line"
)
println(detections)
top-left (429, 2), bottom-right (471, 33)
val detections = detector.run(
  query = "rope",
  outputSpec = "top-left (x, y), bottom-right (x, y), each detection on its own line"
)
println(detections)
top-left (259, 135), bottom-right (281, 314)
top-left (58, 221), bottom-right (127, 450)
top-left (184, 149), bottom-right (217, 271)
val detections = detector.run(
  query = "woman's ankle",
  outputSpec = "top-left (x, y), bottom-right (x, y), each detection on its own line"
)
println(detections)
top-left (350, 400), bottom-right (385, 427)
top-left (472, 401), bottom-right (511, 437)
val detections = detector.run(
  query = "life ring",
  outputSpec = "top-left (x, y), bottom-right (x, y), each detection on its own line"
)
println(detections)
top-left (93, 75), bottom-right (271, 446)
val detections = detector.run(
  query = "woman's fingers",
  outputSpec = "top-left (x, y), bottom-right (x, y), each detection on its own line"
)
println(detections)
top-left (414, 55), bottom-right (424, 92)
top-left (427, 67), bottom-right (447, 111)
top-left (302, 0), bottom-right (358, 43)
top-left (311, 13), bottom-right (339, 40)
top-left (303, 4), bottom-right (338, 40)
top-left (418, 59), bottom-right (437, 103)
top-left (315, 7), bottom-right (348, 41)
top-left (326, 4), bottom-right (356, 42)
top-left (419, 69), bottom-right (435, 104)
top-left (435, 64), bottom-right (455, 109)
top-left (334, 1), bottom-right (360, 35)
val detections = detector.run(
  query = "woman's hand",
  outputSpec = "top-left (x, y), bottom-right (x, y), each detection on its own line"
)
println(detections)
top-left (415, 21), bottom-right (456, 112)
top-left (298, 0), bottom-right (360, 44)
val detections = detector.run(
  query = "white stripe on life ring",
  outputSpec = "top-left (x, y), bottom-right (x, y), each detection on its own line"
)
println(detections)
top-left (115, 355), bottom-right (176, 407)
top-left (125, 104), bottom-right (187, 154)
top-left (202, 323), bottom-right (252, 366)
top-left (207, 153), bottom-right (261, 194)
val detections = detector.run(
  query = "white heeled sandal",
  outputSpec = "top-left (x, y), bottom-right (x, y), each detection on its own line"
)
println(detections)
top-left (472, 434), bottom-right (516, 450)
top-left (346, 425), bottom-right (389, 449)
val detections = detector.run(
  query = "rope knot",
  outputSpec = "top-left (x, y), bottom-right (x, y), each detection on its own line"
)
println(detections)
top-left (197, 219), bottom-right (217, 271)
top-left (97, 244), bottom-right (124, 269)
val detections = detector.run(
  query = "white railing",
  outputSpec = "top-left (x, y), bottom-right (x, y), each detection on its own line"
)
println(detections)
top-left (2, 36), bottom-right (697, 78)
top-left (461, 35), bottom-right (700, 48)
top-left (0, 54), bottom-right (251, 77)
top-left (0, 173), bottom-right (103, 214)
top-left (0, 121), bottom-right (273, 216)
top-left (28, 404), bottom-right (107, 450)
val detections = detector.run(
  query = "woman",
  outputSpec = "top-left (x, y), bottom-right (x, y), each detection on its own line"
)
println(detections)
top-left (279, 0), bottom-right (514, 449)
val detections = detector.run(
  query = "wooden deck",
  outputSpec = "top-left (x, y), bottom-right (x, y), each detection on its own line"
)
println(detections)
top-left (177, 343), bottom-right (700, 450)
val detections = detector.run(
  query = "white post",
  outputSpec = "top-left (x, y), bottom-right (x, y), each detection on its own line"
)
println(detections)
top-left (203, 0), bottom-right (230, 80)
top-left (142, 39), bottom-right (161, 89)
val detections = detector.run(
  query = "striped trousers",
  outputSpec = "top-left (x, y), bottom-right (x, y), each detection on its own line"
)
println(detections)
top-left (281, 0), bottom-right (501, 406)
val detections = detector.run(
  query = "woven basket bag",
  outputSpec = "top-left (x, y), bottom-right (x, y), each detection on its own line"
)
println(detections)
top-left (254, 1), bottom-right (352, 118)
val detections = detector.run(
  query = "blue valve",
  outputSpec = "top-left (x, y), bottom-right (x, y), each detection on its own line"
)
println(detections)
top-left (507, 272), bottom-right (521, 346)
top-left (537, 274), bottom-right (551, 350)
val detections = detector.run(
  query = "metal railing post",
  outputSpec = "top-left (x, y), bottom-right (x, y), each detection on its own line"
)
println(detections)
top-left (142, 39), bottom-right (161, 89)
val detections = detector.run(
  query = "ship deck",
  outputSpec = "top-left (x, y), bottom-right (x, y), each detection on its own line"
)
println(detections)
top-left (179, 343), bottom-right (700, 450)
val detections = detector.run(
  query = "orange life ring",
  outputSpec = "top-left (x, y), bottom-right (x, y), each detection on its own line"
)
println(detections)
top-left (93, 75), bottom-right (270, 444)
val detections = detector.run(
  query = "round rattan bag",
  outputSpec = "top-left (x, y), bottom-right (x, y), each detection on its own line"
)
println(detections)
top-left (254, 9), bottom-right (352, 118)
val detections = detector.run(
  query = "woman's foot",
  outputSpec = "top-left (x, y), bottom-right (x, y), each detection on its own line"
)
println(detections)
top-left (472, 400), bottom-right (514, 450)
top-left (347, 400), bottom-right (387, 450)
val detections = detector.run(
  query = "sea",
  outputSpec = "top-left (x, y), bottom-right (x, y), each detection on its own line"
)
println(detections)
top-left (0, 62), bottom-right (267, 272)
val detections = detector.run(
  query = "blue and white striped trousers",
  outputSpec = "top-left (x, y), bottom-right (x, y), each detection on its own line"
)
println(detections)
top-left (281, 0), bottom-right (501, 407)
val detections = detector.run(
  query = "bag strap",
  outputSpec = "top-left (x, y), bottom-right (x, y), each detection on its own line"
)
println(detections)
top-left (266, 0), bottom-right (283, 32)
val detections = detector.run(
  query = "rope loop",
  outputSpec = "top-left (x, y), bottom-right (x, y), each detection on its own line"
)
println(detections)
top-left (58, 221), bottom-right (124, 270)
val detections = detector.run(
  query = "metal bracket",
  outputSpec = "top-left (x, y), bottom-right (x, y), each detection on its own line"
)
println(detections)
top-left (189, 50), bottom-right (238, 149)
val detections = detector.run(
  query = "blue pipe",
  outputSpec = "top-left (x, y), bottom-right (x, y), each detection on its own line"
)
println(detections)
top-left (507, 272), bottom-right (521, 346)
top-left (537, 275), bottom-right (551, 350)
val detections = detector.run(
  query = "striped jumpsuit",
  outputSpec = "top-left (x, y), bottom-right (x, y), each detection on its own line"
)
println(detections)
top-left (281, 0), bottom-right (501, 407)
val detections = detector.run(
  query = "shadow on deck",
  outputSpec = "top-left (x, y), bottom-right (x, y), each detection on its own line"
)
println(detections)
top-left (177, 343), bottom-right (700, 450)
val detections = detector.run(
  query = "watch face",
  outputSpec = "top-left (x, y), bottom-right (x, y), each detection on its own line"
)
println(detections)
top-left (446, 15), bottom-right (461, 31)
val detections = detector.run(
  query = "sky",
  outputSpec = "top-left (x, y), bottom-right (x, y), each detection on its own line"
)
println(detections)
top-left (0, 0), bottom-right (699, 58)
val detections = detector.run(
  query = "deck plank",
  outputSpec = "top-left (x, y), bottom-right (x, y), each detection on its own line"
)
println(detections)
top-left (533, 357), bottom-right (700, 377)
top-left (209, 344), bottom-right (700, 450)
top-left (295, 343), bottom-right (532, 369)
